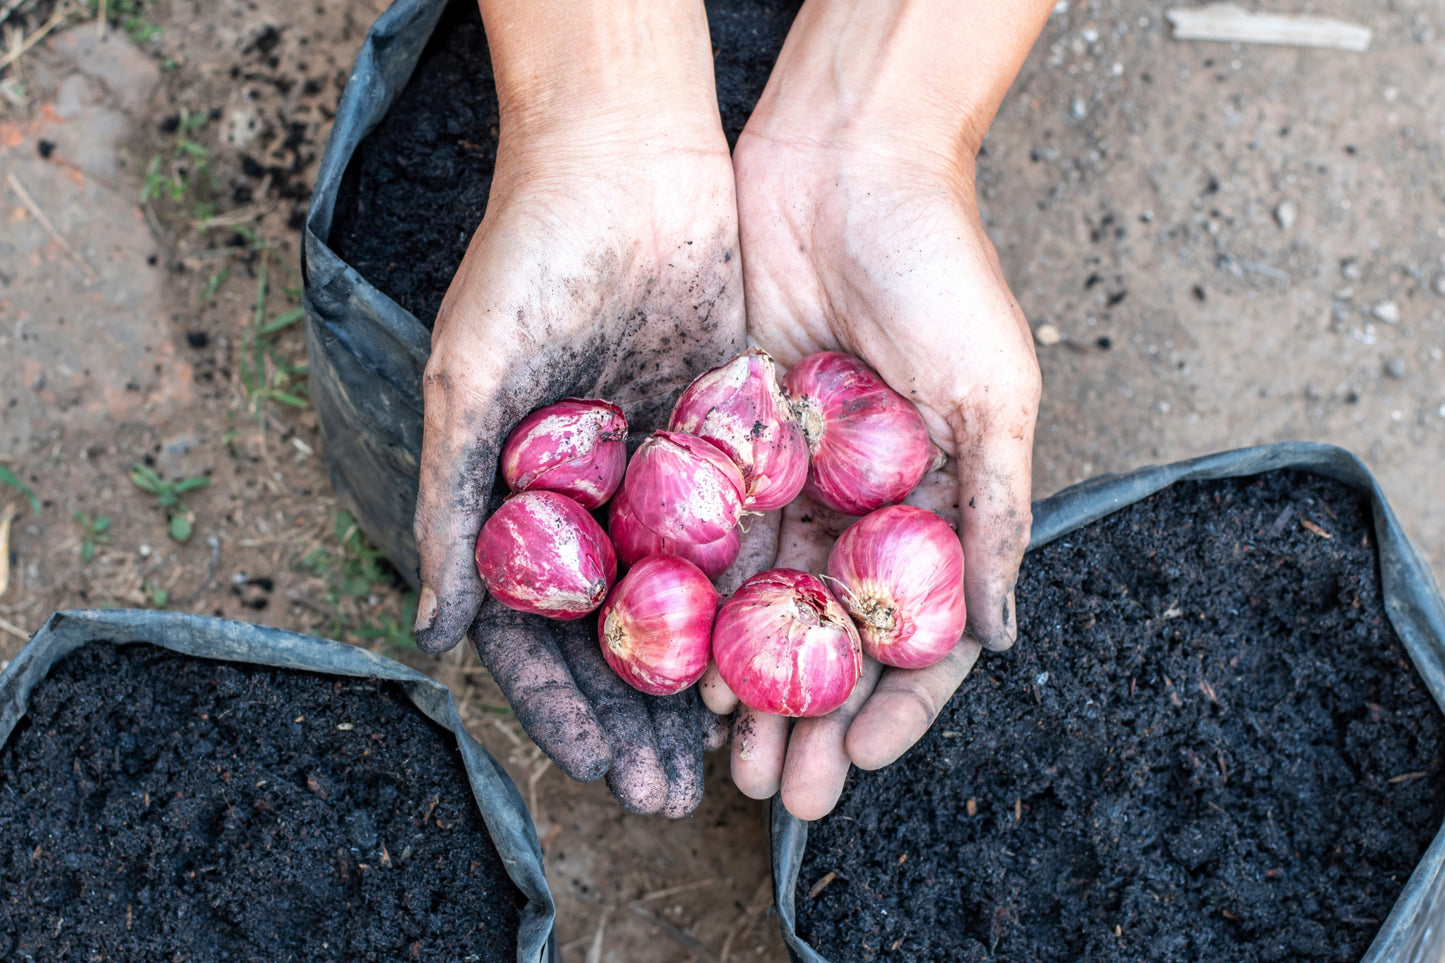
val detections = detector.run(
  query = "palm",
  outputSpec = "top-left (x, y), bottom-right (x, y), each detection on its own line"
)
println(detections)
top-left (414, 142), bottom-right (745, 815)
top-left (725, 134), bottom-right (1041, 818)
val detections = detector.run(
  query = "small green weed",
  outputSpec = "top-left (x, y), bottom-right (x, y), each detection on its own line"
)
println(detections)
top-left (240, 251), bottom-right (310, 420)
top-left (129, 464), bottom-right (209, 543)
top-left (73, 512), bottom-right (112, 563)
top-left (0, 465), bottom-right (40, 516)
top-left (299, 511), bottom-right (415, 649)
top-left (140, 109), bottom-right (211, 205)
top-left (144, 582), bottom-right (169, 609)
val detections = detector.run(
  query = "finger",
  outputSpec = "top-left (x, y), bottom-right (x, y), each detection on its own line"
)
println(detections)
top-left (471, 600), bottom-right (611, 781)
top-left (729, 708), bottom-right (790, 800)
top-left (412, 349), bottom-right (503, 654)
top-left (846, 639), bottom-right (983, 770)
top-left (554, 619), bottom-right (670, 815)
top-left (779, 658), bottom-right (884, 820)
top-left (698, 662), bottom-right (738, 715)
top-left (950, 381), bottom-right (1038, 652)
top-left (702, 707), bottom-right (730, 752)
top-left (649, 688), bottom-right (706, 818)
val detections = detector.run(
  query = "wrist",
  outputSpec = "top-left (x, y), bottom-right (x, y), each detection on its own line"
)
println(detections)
top-left (481, 0), bottom-right (724, 154)
top-left (742, 0), bottom-right (1052, 172)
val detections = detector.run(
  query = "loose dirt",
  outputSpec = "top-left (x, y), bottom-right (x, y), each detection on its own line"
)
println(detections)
top-left (0, 640), bottom-right (521, 962)
top-left (797, 472), bottom-right (1445, 962)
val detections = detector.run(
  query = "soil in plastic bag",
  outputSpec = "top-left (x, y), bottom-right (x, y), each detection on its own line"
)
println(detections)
top-left (330, 0), bottom-right (799, 325)
top-left (796, 471), bottom-right (1445, 963)
top-left (0, 642), bottom-right (522, 962)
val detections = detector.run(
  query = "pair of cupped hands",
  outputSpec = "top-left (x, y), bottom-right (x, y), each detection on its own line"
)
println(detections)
top-left (410, 0), bottom-right (1046, 820)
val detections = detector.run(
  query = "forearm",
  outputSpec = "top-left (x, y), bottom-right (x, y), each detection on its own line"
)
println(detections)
top-left (479, 0), bottom-right (721, 145)
top-left (749, 0), bottom-right (1054, 167)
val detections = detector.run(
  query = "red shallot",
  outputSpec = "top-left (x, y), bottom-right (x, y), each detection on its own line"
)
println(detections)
top-left (599, 555), bottom-right (719, 695)
top-left (499, 398), bottom-right (628, 510)
top-left (711, 568), bottom-right (862, 717)
top-left (608, 488), bottom-right (740, 579)
top-left (668, 349), bottom-right (809, 511)
top-left (474, 490), bottom-right (616, 619)
top-left (620, 431), bottom-right (745, 544)
top-left (826, 505), bottom-right (966, 668)
top-left (782, 352), bottom-right (932, 516)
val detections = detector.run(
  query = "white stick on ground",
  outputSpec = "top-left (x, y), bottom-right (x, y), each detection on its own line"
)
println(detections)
top-left (1166, 4), bottom-right (1372, 52)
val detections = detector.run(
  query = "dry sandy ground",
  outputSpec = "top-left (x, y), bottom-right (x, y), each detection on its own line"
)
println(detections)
top-left (1, 0), bottom-right (1441, 960)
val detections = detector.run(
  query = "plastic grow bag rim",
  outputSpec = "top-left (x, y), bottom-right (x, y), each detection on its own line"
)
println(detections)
top-left (0, 609), bottom-right (557, 963)
top-left (301, 0), bottom-right (434, 404)
top-left (771, 441), bottom-right (1445, 963)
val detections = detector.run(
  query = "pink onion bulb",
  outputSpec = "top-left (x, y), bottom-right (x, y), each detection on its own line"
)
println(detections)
top-left (599, 555), bottom-right (719, 695)
top-left (474, 490), bottom-right (617, 619)
top-left (499, 399), bottom-right (628, 510)
top-left (782, 352), bottom-right (932, 516)
top-left (668, 349), bottom-right (809, 511)
top-left (712, 569), bottom-right (862, 717)
top-left (620, 431), bottom-right (745, 544)
top-left (608, 488), bottom-right (740, 580)
top-left (826, 505), bottom-right (967, 668)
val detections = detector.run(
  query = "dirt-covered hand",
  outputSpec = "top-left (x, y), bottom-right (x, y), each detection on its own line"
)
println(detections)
top-left (706, 122), bottom-right (1041, 820)
top-left (409, 57), bottom-right (743, 812)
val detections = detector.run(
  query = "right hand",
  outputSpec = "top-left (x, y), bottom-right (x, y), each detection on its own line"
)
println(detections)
top-left (410, 5), bottom-right (744, 816)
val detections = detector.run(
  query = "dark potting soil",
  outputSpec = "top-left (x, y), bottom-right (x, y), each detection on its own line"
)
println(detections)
top-left (797, 472), bottom-right (1445, 963)
top-left (0, 642), bottom-right (523, 962)
top-left (329, 0), bottom-right (799, 325)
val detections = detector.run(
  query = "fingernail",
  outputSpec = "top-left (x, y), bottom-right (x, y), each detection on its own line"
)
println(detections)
top-left (414, 585), bottom-right (437, 635)
top-left (1005, 589), bottom-right (1018, 643)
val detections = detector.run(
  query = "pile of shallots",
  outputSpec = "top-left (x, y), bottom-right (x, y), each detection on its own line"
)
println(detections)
top-left (473, 350), bottom-right (966, 718)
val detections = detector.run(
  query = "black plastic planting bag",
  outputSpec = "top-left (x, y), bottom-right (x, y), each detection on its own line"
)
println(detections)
top-left (772, 442), bottom-right (1445, 963)
top-left (301, 0), bottom-right (443, 584)
top-left (0, 610), bottom-right (557, 963)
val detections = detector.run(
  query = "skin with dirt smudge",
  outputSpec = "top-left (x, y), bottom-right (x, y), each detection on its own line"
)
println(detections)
top-left (410, 0), bottom-right (743, 816)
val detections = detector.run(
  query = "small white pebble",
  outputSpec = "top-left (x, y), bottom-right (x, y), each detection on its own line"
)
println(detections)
top-left (1274, 200), bottom-right (1297, 230)
top-left (1034, 323), bottom-right (1063, 346)
top-left (138, 544), bottom-right (152, 557)
top-left (1035, 672), bottom-right (1050, 687)
top-left (1082, 25), bottom-right (1099, 43)
top-left (1432, 274), bottom-right (1445, 297)
top-left (1372, 301), bottom-right (1401, 324)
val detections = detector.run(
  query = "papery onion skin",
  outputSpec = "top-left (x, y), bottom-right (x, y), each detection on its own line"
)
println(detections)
top-left (826, 505), bottom-right (967, 669)
top-left (782, 352), bottom-right (932, 516)
top-left (668, 349), bottom-right (809, 512)
top-left (712, 568), bottom-right (862, 717)
top-left (621, 431), bottom-right (746, 544)
top-left (599, 555), bottom-right (719, 695)
top-left (500, 399), bottom-right (628, 510)
top-left (608, 488), bottom-right (740, 579)
top-left (474, 490), bottom-right (617, 619)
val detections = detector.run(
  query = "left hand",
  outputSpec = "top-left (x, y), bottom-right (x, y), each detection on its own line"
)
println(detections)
top-left (703, 100), bottom-right (1042, 820)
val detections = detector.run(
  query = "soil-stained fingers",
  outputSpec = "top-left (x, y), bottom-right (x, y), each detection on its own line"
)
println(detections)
top-left (845, 640), bottom-right (982, 770)
top-left (470, 601), bottom-right (612, 781)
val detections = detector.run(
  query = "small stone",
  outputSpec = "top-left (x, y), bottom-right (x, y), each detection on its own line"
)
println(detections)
top-left (1372, 301), bottom-right (1401, 324)
top-left (1034, 323), bottom-right (1063, 347)
top-left (1274, 200), bottom-right (1297, 230)
top-left (1432, 274), bottom-right (1445, 297)
top-left (1384, 358), bottom-right (1406, 379)
top-left (1340, 257), bottom-right (1362, 281)
top-left (1070, 97), bottom-right (1088, 120)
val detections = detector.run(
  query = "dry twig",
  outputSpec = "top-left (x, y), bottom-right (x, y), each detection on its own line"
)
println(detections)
top-left (5, 172), bottom-right (100, 283)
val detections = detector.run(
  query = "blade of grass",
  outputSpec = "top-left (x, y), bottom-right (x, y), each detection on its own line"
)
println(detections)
top-left (258, 307), bottom-right (304, 336)
top-left (0, 465), bottom-right (40, 516)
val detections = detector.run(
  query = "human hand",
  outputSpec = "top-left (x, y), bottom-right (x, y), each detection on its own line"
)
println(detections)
top-left (703, 0), bottom-right (1052, 820)
top-left (411, 0), bottom-right (742, 815)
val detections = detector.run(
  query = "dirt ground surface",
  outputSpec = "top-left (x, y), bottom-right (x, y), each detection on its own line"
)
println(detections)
top-left (0, 1), bottom-right (1441, 961)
